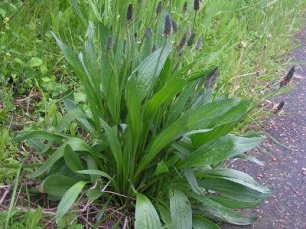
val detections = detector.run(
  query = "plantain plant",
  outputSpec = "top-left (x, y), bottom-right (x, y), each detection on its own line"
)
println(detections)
top-left (16, 1), bottom-right (269, 228)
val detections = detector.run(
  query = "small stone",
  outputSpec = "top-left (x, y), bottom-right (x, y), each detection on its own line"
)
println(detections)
top-left (294, 74), bottom-right (303, 80)
top-left (257, 174), bottom-right (264, 180)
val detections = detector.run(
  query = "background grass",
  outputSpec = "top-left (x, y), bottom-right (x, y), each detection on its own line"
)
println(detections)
top-left (0, 0), bottom-right (305, 228)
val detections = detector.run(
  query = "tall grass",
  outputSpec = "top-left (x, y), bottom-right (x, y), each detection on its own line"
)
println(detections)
top-left (0, 0), bottom-right (80, 96)
top-left (1, 0), bottom-right (304, 99)
top-left (196, 0), bottom-right (305, 98)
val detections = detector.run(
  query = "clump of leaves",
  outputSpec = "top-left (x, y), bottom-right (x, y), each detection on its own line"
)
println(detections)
top-left (17, 1), bottom-right (269, 228)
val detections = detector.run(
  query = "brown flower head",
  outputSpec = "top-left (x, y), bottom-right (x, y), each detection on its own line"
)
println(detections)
top-left (163, 14), bottom-right (171, 37)
top-left (274, 101), bottom-right (285, 114)
top-left (156, 1), bottom-right (163, 15)
top-left (280, 66), bottom-right (295, 88)
top-left (126, 4), bottom-right (133, 21)
top-left (187, 33), bottom-right (196, 47)
top-left (194, 0), bottom-right (200, 11)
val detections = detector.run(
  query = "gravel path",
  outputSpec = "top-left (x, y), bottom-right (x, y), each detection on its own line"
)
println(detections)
top-left (224, 28), bottom-right (306, 228)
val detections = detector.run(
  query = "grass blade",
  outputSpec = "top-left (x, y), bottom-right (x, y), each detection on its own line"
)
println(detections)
top-left (5, 164), bottom-right (22, 229)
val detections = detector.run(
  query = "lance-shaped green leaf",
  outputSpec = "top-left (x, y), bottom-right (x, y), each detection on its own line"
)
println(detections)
top-left (129, 40), bottom-right (172, 100)
top-left (29, 144), bottom-right (66, 178)
top-left (101, 120), bottom-right (122, 173)
top-left (63, 98), bottom-right (95, 135)
top-left (199, 169), bottom-right (270, 193)
top-left (56, 109), bottom-right (90, 133)
top-left (180, 134), bottom-right (265, 168)
top-left (14, 131), bottom-right (67, 142)
top-left (143, 77), bottom-right (186, 131)
top-left (52, 32), bottom-right (84, 75)
top-left (64, 145), bottom-right (84, 172)
top-left (56, 181), bottom-right (88, 222)
top-left (189, 100), bottom-right (250, 147)
top-left (197, 169), bottom-right (270, 208)
top-left (43, 174), bottom-right (80, 197)
top-left (137, 99), bottom-right (249, 174)
top-left (191, 194), bottom-right (256, 225)
top-left (170, 190), bottom-right (192, 229)
top-left (126, 79), bottom-right (142, 142)
top-left (193, 216), bottom-right (220, 229)
top-left (135, 193), bottom-right (162, 229)
top-left (76, 169), bottom-right (111, 180)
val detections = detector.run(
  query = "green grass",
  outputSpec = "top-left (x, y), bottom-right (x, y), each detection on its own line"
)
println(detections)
top-left (0, 0), bottom-right (305, 228)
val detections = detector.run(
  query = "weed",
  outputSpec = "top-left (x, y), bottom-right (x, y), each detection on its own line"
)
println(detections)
top-left (16, 1), bottom-right (272, 228)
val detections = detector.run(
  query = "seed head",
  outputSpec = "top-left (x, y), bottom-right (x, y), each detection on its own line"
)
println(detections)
top-left (274, 101), bottom-right (285, 114)
top-left (172, 19), bottom-right (178, 33)
top-left (183, 1), bottom-right (188, 14)
top-left (205, 67), bottom-right (219, 89)
top-left (194, 0), bottom-right (200, 11)
top-left (195, 37), bottom-right (203, 51)
top-left (126, 4), bottom-right (133, 21)
top-left (156, 1), bottom-right (163, 15)
top-left (187, 33), bottom-right (196, 47)
top-left (178, 33), bottom-right (187, 49)
top-left (280, 66), bottom-right (295, 88)
top-left (163, 14), bottom-right (171, 37)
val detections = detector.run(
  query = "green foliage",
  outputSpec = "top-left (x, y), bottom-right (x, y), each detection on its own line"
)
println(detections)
top-left (135, 193), bottom-right (162, 229)
top-left (55, 181), bottom-right (88, 221)
top-left (0, 207), bottom-right (83, 229)
top-left (0, 207), bottom-right (43, 229)
top-left (0, 0), bottom-right (78, 97)
top-left (0, 0), bottom-right (305, 227)
top-left (15, 1), bottom-right (275, 227)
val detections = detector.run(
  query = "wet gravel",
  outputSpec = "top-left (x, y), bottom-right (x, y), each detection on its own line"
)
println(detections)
top-left (223, 29), bottom-right (306, 228)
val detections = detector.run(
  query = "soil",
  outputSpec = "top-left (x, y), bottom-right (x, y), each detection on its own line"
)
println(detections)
top-left (224, 28), bottom-right (306, 228)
